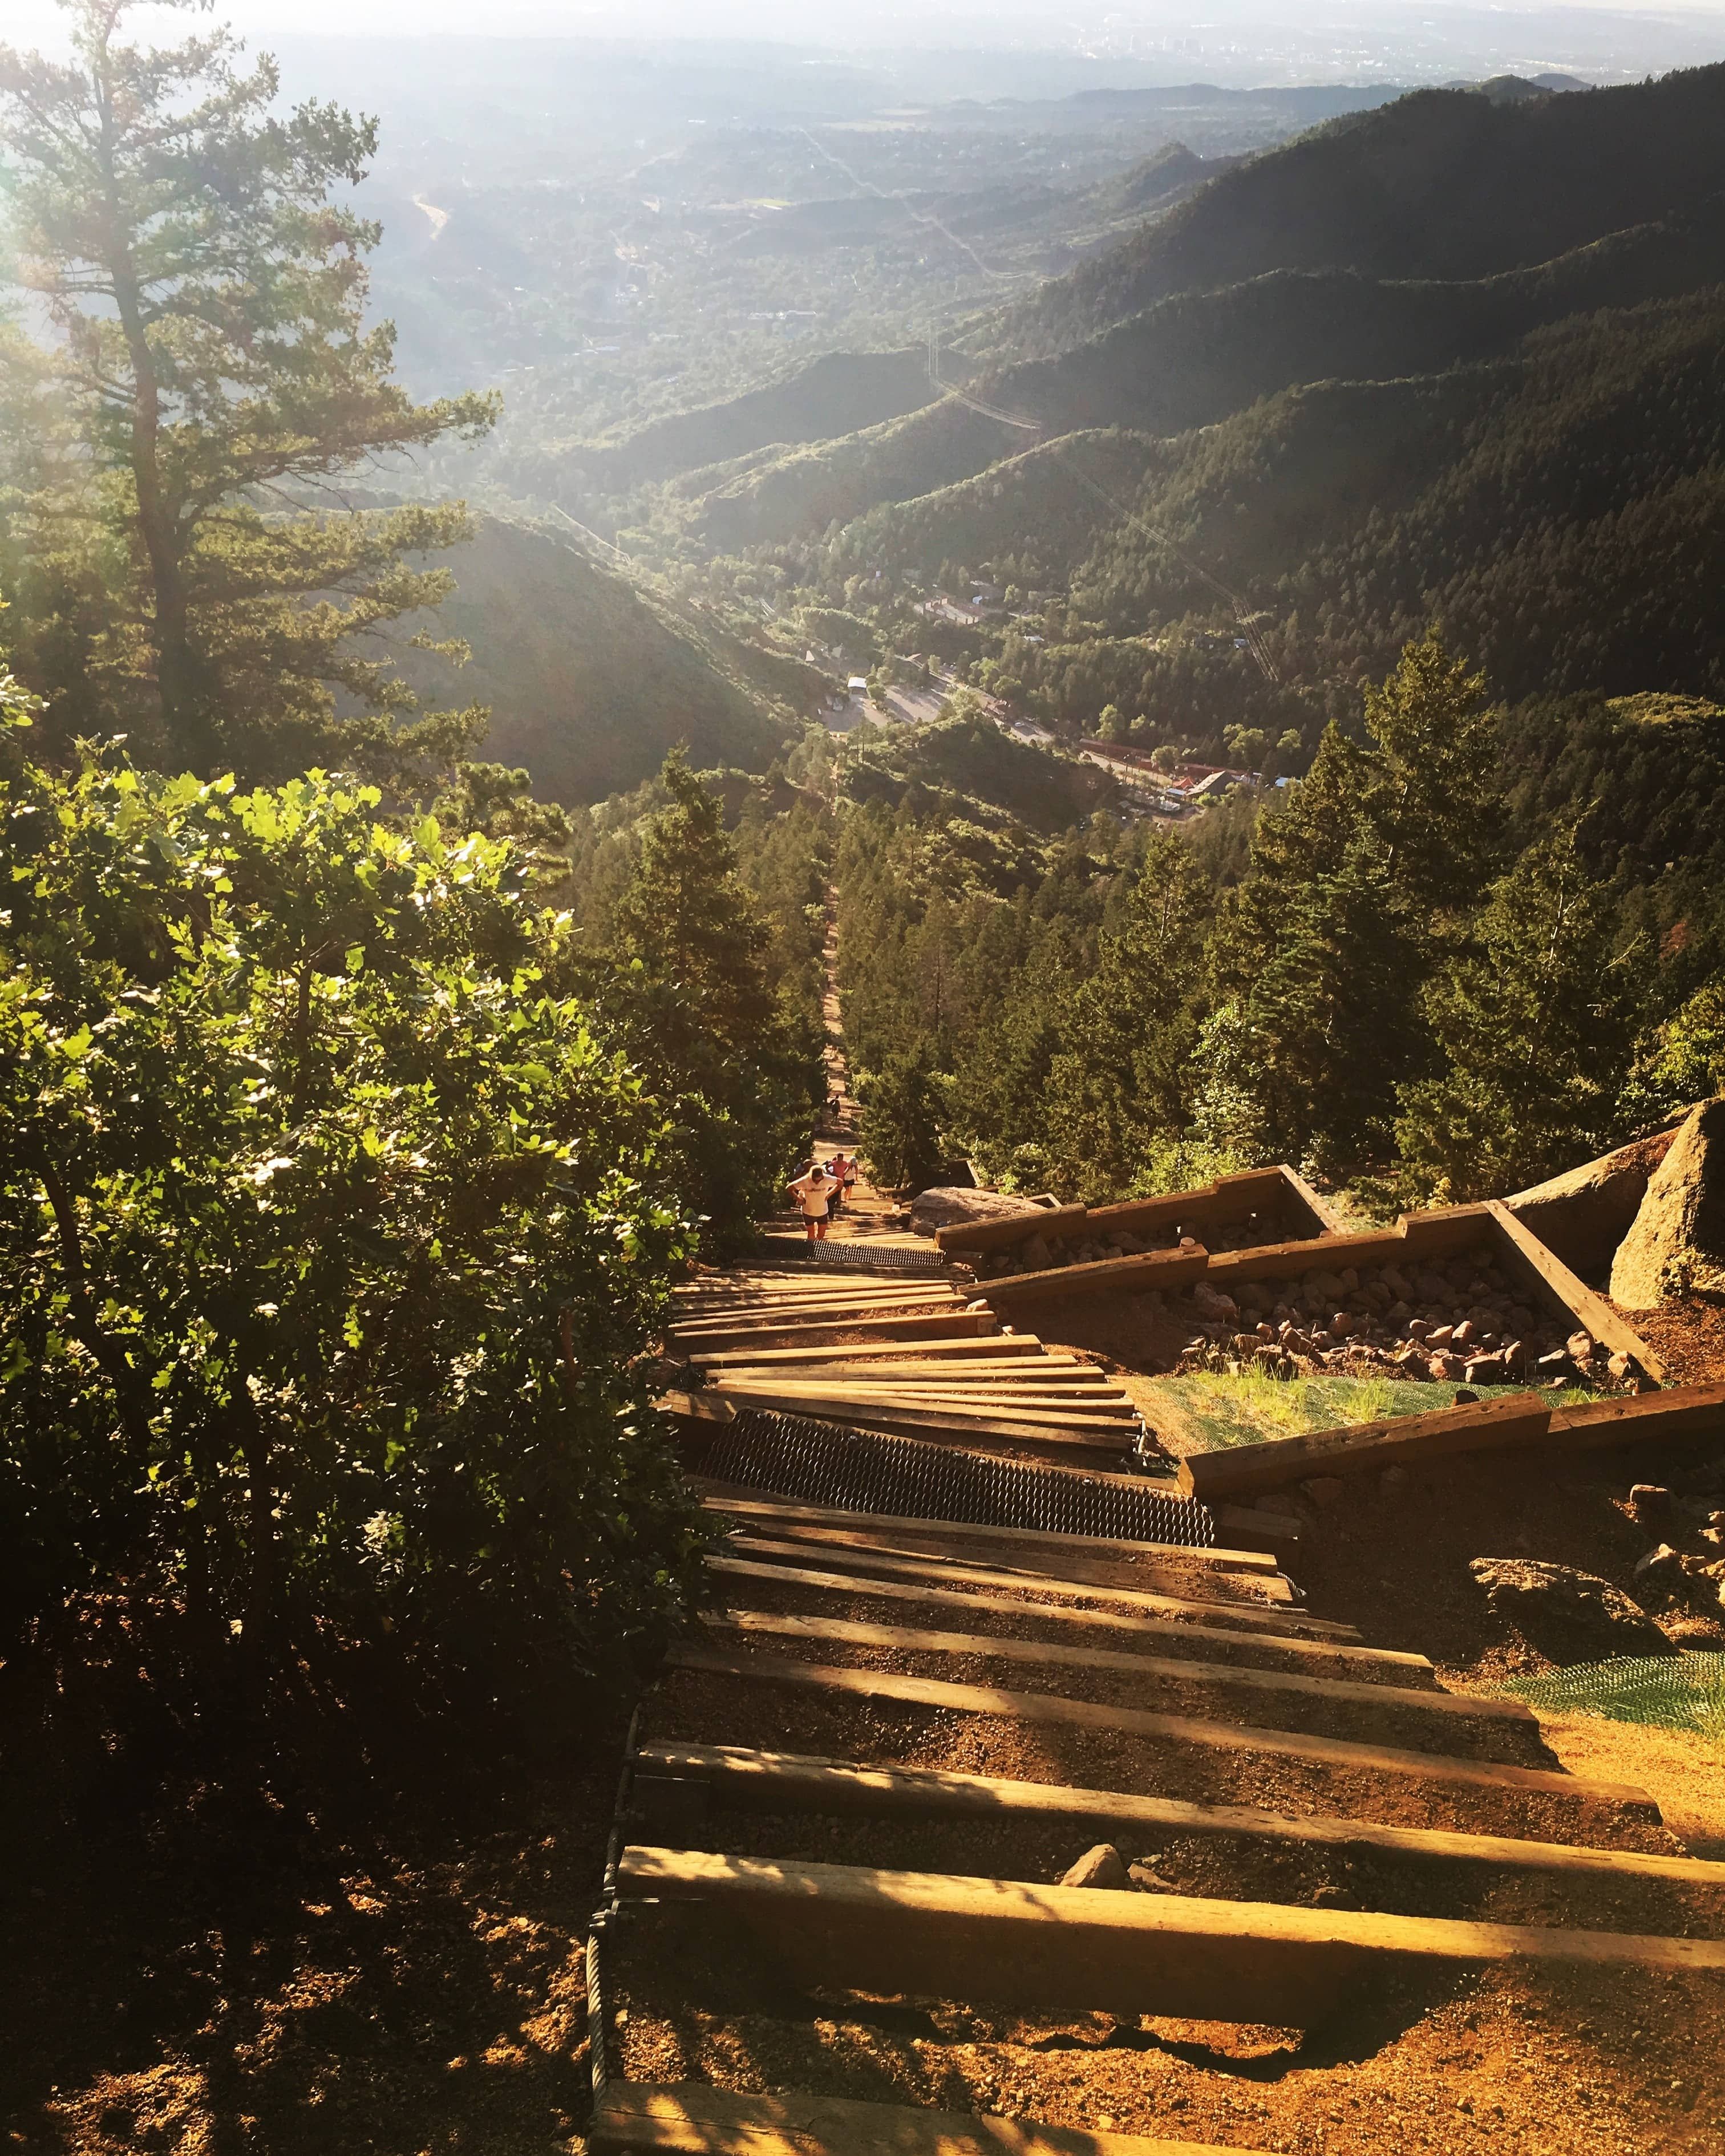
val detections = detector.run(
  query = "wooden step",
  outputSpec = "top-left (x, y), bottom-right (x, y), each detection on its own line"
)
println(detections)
top-left (696, 1611), bottom-right (1525, 1728)
top-left (705, 1555), bottom-right (1427, 1676)
top-left (696, 1497), bottom-right (1280, 1578)
top-left (709, 1383), bottom-right (1137, 1415)
top-left (1176, 1393), bottom-right (1552, 1503)
top-left (617, 1849), bottom-right (1725, 2025)
top-left (1550, 1380), bottom-right (1725, 1450)
top-left (672, 1314), bottom-right (992, 1347)
top-left (592, 2080), bottom-right (1252, 2156)
top-left (715, 1543), bottom-right (1362, 1638)
top-left (693, 1339), bottom-right (1048, 1370)
top-left (702, 1390), bottom-right (1136, 1448)
top-left (663, 1648), bottom-right (1657, 1809)
top-left (984, 1249), bottom-right (1208, 1307)
top-left (638, 1743), bottom-right (1725, 1887)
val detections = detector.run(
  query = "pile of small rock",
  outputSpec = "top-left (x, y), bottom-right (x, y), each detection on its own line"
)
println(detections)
top-left (1174, 1242), bottom-right (1640, 1389)
top-left (973, 1227), bottom-right (1184, 1277)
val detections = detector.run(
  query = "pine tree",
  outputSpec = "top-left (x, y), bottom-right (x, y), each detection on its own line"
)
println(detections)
top-left (1213, 639), bottom-right (1503, 1166)
top-left (1042, 829), bottom-right (1209, 1198)
top-left (0, 0), bottom-right (497, 779)
top-left (1396, 829), bottom-right (1641, 1199)
top-left (609, 750), bottom-right (816, 1248)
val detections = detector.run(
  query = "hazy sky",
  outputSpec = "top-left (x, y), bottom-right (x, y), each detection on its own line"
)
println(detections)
top-left (9, 0), bottom-right (1725, 42)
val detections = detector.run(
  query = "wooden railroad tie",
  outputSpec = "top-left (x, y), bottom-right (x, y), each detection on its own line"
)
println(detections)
top-left (718, 1532), bottom-right (1367, 1641)
top-left (1176, 1392), bottom-right (1551, 1503)
top-left (663, 1648), bottom-right (1657, 1809)
top-left (695, 1610), bottom-right (1526, 1731)
top-left (634, 1742), bottom-right (1725, 1888)
top-left (706, 1554), bottom-right (1429, 1677)
top-left (694, 1496), bottom-right (1289, 1584)
top-left (616, 1848), bottom-right (1725, 2027)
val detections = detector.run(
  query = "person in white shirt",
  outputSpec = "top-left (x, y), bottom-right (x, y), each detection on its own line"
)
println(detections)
top-left (787, 1162), bottom-right (831, 1242)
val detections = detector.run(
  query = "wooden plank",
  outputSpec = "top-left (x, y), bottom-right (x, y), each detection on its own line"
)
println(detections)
top-left (698, 1392), bottom-right (1135, 1454)
top-left (710, 1360), bottom-right (1105, 1386)
top-left (1278, 1163), bottom-right (1343, 1237)
top-left (671, 1312), bottom-right (991, 1347)
top-left (693, 1338), bottom-right (1047, 1369)
top-left (706, 1383), bottom-right (1136, 1426)
top-left (697, 1610), bottom-right (1528, 1727)
top-left (1487, 1200), bottom-right (1667, 1383)
top-left (1088, 1169), bottom-right (1290, 1243)
top-left (935, 1203), bottom-right (1087, 1255)
top-left (663, 1649), bottom-right (1655, 1808)
top-left (984, 1249), bottom-right (1208, 1307)
top-left (1549, 1381), bottom-right (1725, 1449)
top-left (637, 1744), bottom-right (1725, 1888)
top-left (1203, 1206), bottom-right (1497, 1290)
top-left (657, 1390), bottom-right (736, 1425)
top-left (673, 1284), bottom-right (970, 1302)
top-left (705, 1554), bottom-right (1429, 1675)
top-left (694, 1496), bottom-right (1285, 1577)
top-left (1176, 1393), bottom-right (1552, 1504)
top-left (592, 2080), bottom-right (1249, 2156)
top-left (616, 1851), bottom-right (1725, 2027)
top-left (720, 1533), bottom-right (1362, 1640)
top-left (707, 1377), bottom-right (1133, 1409)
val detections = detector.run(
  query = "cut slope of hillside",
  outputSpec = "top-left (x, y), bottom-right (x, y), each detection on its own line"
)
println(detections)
top-left (397, 517), bottom-right (810, 803)
top-left (998, 65), bottom-right (1725, 354)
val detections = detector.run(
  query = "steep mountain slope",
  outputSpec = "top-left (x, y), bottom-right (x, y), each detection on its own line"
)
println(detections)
top-left (396, 517), bottom-right (812, 802)
top-left (564, 349), bottom-right (942, 495)
top-left (686, 193), bottom-right (1725, 550)
top-left (1058, 286), bottom-right (1725, 702)
top-left (997, 65), bottom-right (1725, 354)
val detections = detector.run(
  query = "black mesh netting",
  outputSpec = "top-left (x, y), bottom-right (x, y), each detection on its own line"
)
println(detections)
top-left (686, 1408), bottom-right (1215, 1546)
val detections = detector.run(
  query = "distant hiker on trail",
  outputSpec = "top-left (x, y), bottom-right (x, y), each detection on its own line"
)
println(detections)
top-left (839, 1151), bottom-right (857, 1206)
top-left (788, 1162), bottom-right (831, 1241)
top-left (827, 1152), bottom-right (850, 1213)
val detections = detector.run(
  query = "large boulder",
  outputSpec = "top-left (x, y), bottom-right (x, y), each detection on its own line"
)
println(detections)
top-left (1468, 1558), bottom-right (1677, 1662)
top-left (1608, 1097), bottom-right (1725, 1308)
top-left (907, 1186), bottom-right (1045, 1238)
top-left (1504, 1126), bottom-right (1679, 1275)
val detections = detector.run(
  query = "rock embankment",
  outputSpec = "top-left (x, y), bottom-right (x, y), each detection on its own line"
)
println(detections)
top-left (1176, 1239), bottom-right (1633, 1389)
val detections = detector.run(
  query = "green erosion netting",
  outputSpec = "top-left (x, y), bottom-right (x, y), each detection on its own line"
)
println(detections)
top-left (1504, 1654), bottom-right (1725, 1742)
top-left (1143, 1371), bottom-right (1605, 1454)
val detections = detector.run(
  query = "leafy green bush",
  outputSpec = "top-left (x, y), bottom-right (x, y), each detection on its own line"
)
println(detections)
top-left (0, 720), bottom-right (703, 1708)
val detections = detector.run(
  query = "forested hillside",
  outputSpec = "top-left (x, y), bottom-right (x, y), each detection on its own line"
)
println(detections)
top-left (392, 515), bottom-right (816, 801)
top-left (994, 65), bottom-right (1725, 354)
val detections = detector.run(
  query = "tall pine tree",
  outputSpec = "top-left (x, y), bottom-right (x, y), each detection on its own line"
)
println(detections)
top-left (0, 0), bottom-right (497, 779)
top-left (609, 751), bottom-right (819, 1249)
top-left (1396, 828), bottom-right (1640, 1199)
top-left (1042, 829), bottom-right (1210, 1199)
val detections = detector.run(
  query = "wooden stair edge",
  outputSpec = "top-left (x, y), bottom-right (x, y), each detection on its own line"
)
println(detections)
top-left (661, 1647), bottom-right (1661, 1809)
top-left (703, 1553), bottom-right (1422, 1670)
top-left (1175, 1393), bottom-right (1552, 1503)
top-left (592, 2080), bottom-right (1250, 2156)
top-left (714, 1530), bottom-right (1361, 1639)
top-left (695, 1609), bottom-right (1527, 1721)
top-left (614, 1846), bottom-right (1725, 1977)
top-left (632, 1742), bottom-right (1725, 1886)
top-left (691, 1494), bottom-right (1283, 1575)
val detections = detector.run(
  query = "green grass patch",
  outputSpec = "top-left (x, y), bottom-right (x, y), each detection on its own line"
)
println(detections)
top-left (1502, 1654), bottom-right (1725, 1744)
top-left (1144, 1371), bottom-right (1603, 1454)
